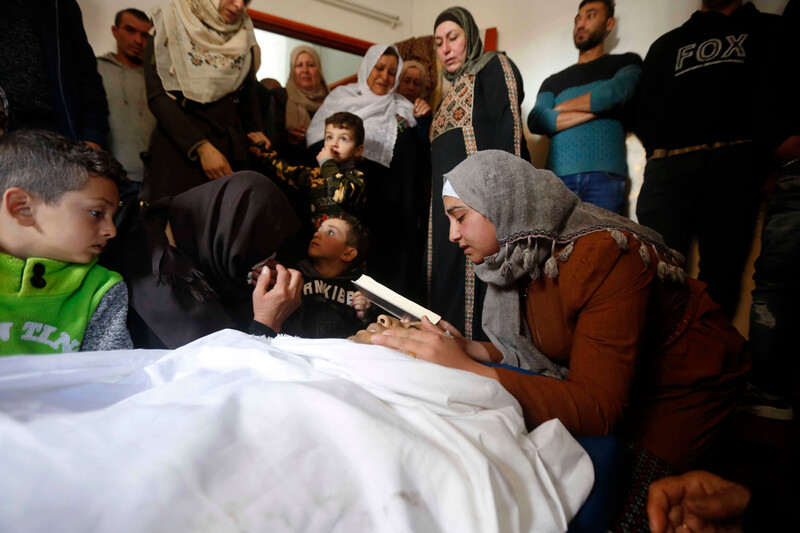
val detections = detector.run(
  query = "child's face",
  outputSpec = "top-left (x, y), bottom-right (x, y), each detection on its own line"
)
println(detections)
top-left (308, 218), bottom-right (355, 263)
top-left (323, 124), bottom-right (363, 164)
top-left (27, 176), bottom-right (119, 263)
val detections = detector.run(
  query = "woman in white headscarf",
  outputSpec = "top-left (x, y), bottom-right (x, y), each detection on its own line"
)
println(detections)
top-left (143, 0), bottom-right (268, 201)
top-left (307, 44), bottom-right (431, 300)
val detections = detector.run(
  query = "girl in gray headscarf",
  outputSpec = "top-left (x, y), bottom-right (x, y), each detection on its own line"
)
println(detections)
top-left (372, 150), bottom-right (748, 470)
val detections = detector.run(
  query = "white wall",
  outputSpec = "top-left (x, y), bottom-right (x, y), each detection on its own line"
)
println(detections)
top-left (78, 1), bottom-right (788, 86)
top-left (77, 0), bottom-right (161, 57)
top-left (76, 0), bottom-right (414, 57)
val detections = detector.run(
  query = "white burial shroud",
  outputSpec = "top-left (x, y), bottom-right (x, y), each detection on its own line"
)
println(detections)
top-left (0, 329), bottom-right (593, 533)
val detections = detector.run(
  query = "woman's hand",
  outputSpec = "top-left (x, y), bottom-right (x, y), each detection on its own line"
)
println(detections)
top-left (248, 131), bottom-right (271, 156)
top-left (197, 141), bottom-right (233, 179)
top-left (350, 291), bottom-right (371, 319)
top-left (287, 126), bottom-right (307, 145)
top-left (370, 317), bottom-right (498, 378)
top-left (252, 263), bottom-right (303, 333)
top-left (412, 98), bottom-right (431, 117)
top-left (434, 318), bottom-right (493, 362)
top-left (647, 471), bottom-right (750, 533)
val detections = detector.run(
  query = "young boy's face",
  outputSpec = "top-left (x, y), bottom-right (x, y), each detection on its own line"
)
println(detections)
top-left (27, 176), bottom-right (119, 263)
top-left (308, 218), bottom-right (356, 263)
top-left (323, 124), bottom-right (363, 164)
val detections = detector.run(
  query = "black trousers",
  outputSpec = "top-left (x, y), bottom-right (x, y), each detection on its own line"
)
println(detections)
top-left (636, 145), bottom-right (763, 319)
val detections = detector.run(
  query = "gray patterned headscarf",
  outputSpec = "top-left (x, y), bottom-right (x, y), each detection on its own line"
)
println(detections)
top-left (444, 151), bottom-right (685, 377)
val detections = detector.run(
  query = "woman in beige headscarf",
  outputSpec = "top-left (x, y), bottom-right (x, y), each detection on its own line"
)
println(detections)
top-left (270, 45), bottom-right (329, 164)
top-left (143, 0), bottom-right (267, 201)
top-left (397, 60), bottom-right (430, 108)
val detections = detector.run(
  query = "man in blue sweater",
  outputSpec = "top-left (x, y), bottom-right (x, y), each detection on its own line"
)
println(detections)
top-left (528, 0), bottom-right (641, 214)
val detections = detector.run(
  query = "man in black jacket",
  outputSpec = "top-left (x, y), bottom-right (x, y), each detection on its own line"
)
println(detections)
top-left (0, 0), bottom-right (109, 148)
top-left (635, 0), bottom-right (779, 319)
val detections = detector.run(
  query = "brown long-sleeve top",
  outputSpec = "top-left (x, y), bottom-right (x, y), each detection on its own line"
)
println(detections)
top-left (481, 231), bottom-right (747, 466)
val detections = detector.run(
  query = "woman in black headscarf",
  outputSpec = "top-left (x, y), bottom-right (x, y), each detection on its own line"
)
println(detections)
top-left (428, 6), bottom-right (529, 342)
top-left (103, 171), bottom-right (302, 348)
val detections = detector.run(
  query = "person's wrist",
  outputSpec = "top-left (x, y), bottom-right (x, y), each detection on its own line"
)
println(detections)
top-left (196, 141), bottom-right (212, 156)
top-left (254, 315), bottom-right (281, 333)
top-left (471, 361), bottom-right (499, 380)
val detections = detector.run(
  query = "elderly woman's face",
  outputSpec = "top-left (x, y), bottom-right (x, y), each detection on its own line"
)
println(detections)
top-left (434, 21), bottom-right (468, 74)
top-left (366, 54), bottom-right (398, 96)
top-left (218, 0), bottom-right (248, 23)
top-left (294, 52), bottom-right (321, 91)
top-left (443, 195), bottom-right (500, 264)
top-left (398, 67), bottom-right (423, 103)
top-left (348, 315), bottom-right (422, 345)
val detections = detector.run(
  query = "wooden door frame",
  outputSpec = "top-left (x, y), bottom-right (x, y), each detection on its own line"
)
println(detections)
top-left (247, 9), bottom-right (498, 54)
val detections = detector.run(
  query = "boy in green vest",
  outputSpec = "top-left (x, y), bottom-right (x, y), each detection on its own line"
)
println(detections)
top-left (0, 130), bottom-right (133, 355)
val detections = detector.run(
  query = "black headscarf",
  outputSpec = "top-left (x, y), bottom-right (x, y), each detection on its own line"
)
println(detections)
top-left (106, 171), bottom-right (301, 348)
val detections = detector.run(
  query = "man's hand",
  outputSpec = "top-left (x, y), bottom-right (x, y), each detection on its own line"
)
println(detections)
top-left (554, 92), bottom-right (592, 113)
top-left (555, 111), bottom-right (596, 132)
top-left (197, 141), bottom-right (233, 179)
top-left (252, 263), bottom-right (303, 333)
top-left (647, 471), bottom-right (750, 533)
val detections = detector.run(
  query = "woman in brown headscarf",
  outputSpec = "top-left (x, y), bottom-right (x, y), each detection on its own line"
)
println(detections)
top-left (269, 45), bottom-right (329, 165)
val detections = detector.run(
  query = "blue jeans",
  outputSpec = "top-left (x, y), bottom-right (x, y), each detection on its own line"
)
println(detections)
top-left (560, 171), bottom-right (626, 214)
top-left (748, 161), bottom-right (800, 398)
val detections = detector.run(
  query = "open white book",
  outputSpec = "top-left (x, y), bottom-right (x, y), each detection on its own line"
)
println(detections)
top-left (352, 275), bottom-right (441, 324)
